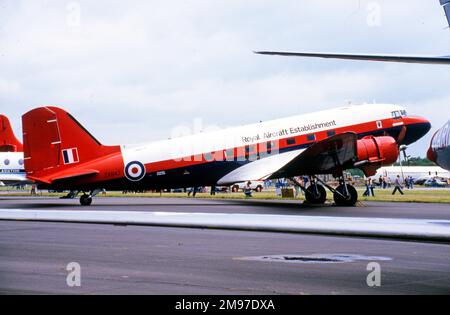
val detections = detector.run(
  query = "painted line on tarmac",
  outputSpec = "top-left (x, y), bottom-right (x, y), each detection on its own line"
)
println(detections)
top-left (1, 209), bottom-right (450, 242)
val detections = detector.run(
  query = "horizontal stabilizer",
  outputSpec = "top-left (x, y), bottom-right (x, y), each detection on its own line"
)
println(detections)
top-left (255, 51), bottom-right (450, 65)
top-left (28, 169), bottom-right (99, 184)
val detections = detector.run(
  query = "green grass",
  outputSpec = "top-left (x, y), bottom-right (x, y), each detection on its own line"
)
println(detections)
top-left (1, 188), bottom-right (450, 203)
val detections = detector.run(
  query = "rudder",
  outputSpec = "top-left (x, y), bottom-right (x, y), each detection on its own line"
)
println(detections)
top-left (22, 106), bottom-right (119, 179)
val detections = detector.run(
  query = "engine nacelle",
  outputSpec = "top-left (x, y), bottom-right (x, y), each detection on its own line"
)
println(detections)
top-left (356, 136), bottom-right (399, 176)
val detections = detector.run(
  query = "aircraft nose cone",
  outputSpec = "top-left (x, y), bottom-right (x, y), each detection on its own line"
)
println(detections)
top-left (403, 117), bottom-right (431, 145)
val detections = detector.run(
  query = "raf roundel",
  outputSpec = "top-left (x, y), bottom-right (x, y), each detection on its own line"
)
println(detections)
top-left (124, 161), bottom-right (146, 181)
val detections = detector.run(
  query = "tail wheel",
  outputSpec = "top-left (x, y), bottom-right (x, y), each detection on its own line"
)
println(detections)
top-left (80, 194), bottom-right (92, 206)
top-left (305, 185), bottom-right (327, 204)
top-left (256, 186), bottom-right (262, 192)
top-left (333, 184), bottom-right (358, 206)
top-left (232, 185), bottom-right (239, 193)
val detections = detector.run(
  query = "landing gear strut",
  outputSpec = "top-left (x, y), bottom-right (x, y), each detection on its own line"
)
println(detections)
top-left (333, 183), bottom-right (358, 206)
top-left (291, 177), bottom-right (327, 205)
top-left (305, 180), bottom-right (327, 204)
top-left (79, 189), bottom-right (102, 206)
top-left (291, 174), bottom-right (358, 207)
top-left (80, 194), bottom-right (92, 206)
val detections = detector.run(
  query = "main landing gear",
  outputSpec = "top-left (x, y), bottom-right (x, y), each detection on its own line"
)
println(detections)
top-left (79, 189), bottom-right (102, 206)
top-left (305, 179), bottom-right (327, 204)
top-left (291, 175), bottom-right (358, 207)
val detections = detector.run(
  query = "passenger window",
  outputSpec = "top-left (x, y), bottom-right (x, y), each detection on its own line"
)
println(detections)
top-left (266, 141), bottom-right (272, 154)
top-left (306, 134), bottom-right (316, 141)
top-left (203, 152), bottom-right (213, 161)
top-left (327, 130), bottom-right (336, 137)
top-left (225, 148), bottom-right (234, 161)
top-left (287, 138), bottom-right (296, 145)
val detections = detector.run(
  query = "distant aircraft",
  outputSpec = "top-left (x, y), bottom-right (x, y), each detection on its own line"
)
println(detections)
top-left (375, 165), bottom-right (450, 182)
top-left (22, 104), bottom-right (430, 206)
top-left (0, 115), bottom-right (30, 186)
top-left (428, 120), bottom-right (450, 170)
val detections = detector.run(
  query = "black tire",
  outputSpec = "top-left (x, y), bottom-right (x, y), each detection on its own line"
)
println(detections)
top-left (255, 186), bottom-right (263, 192)
top-left (232, 185), bottom-right (239, 193)
top-left (80, 194), bottom-right (92, 206)
top-left (305, 184), bottom-right (327, 204)
top-left (333, 184), bottom-right (358, 206)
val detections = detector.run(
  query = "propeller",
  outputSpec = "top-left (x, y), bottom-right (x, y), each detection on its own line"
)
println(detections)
top-left (397, 126), bottom-right (407, 145)
top-left (396, 126), bottom-right (410, 166)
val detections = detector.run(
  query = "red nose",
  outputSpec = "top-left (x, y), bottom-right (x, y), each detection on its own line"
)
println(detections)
top-left (427, 147), bottom-right (436, 162)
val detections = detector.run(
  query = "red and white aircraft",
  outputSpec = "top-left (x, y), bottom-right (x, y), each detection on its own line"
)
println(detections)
top-left (0, 115), bottom-right (29, 186)
top-left (22, 104), bottom-right (430, 206)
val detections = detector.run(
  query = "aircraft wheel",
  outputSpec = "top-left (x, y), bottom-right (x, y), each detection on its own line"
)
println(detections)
top-left (333, 184), bottom-right (358, 206)
top-left (255, 186), bottom-right (263, 192)
top-left (80, 194), bottom-right (92, 206)
top-left (305, 185), bottom-right (327, 204)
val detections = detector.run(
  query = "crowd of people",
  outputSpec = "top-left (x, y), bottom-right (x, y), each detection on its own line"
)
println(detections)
top-left (363, 175), bottom-right (415, 197)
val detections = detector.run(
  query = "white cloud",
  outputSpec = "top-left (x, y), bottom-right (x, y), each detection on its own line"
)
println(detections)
top-left (0, 0), bottom-right (449, 157)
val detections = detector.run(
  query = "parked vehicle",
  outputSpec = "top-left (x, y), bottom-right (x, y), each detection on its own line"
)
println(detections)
top-left (424, 178), bottom-right (447, 187)
top-left (231, 181), bottom-right (264, 193)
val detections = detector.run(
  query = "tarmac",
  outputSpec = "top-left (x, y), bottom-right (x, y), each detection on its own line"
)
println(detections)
top-left (0, 197), bottom-right (449, 294)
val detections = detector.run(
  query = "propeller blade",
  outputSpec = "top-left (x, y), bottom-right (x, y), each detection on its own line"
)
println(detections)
top-left (397, 126), bottom-right (407, 144)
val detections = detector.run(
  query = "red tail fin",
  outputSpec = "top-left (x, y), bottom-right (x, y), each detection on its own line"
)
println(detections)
top-left (22, 106), bottom-right (120, 181)
top-left (0, 115), bottom-right (23, 152)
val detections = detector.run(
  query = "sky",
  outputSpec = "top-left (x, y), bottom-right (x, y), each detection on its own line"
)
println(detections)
top-left (1, 0), bottom-right (450, 157)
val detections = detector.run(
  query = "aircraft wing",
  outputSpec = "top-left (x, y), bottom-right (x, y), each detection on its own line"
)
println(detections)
top-left (255, 51), bottom-right (450, 65)
top-left (441, 0), bottom-right (450, 26)
top-left (217, 133), bottom-right (357, 185)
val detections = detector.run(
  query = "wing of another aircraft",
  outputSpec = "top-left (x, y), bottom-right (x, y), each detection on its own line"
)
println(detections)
top-left (441, 0), bottom-right (450, 26)
top-left (255, 51), bottom-right (450, 65)
top-left (217, 133), bottom-right (358, 185)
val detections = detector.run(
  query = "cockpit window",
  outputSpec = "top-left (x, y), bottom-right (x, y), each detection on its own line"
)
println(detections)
top-left (392, 110), bottom-right (407, 119)
top-left (391, 111), bottom-right (401, 119)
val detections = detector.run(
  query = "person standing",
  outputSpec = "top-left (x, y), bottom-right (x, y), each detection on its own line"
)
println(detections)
top-left (363, 177), bottom-right (374, 196)
top-left (30, 184), bottom-right (37, 196)
top-left (244, 181), bottom-right (253, 198)
top-left (363, 178), bottom-right (370, 196)
top-left (392, 175), bottom-right (404, 195)
top-left (409, 176), bottom-right (414, 190)
top-left (369, 178), bottom-right (375, 196)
